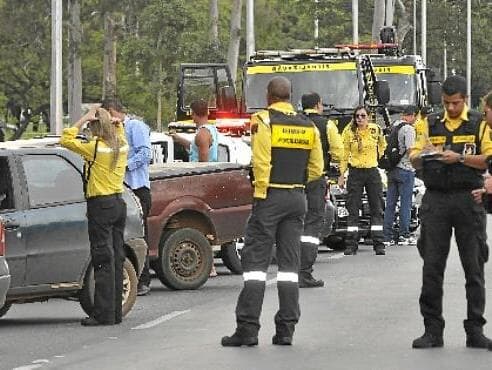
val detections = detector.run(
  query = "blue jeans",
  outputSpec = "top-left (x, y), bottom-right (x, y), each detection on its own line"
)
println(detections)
top-left (383, 168), bottom-right (415, 241)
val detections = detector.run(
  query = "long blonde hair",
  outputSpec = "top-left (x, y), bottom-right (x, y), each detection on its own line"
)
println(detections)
top-left (89, 108), bottom-right (121, 169)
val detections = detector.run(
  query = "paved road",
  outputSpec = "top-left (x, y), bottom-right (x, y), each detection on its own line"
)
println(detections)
top-left (1, 229), bottom-right (492, 370)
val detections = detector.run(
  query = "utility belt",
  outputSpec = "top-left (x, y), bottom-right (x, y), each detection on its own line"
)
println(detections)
top-left (422, 162), bottom-right (483, 192)
top-left (268, 184), bottom-right (305, 192)
top-left (348, 165), bottom-right (379, 171)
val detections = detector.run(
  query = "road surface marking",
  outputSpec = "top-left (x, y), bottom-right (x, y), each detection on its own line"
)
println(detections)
top-left (266, 277), bottom-right (277, 286)
top-left (132, 309), bottom-right (191, 330)
top-left (13, 359), bottom-right (50, 370)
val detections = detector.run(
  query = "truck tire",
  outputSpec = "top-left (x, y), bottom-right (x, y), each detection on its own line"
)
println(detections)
top-left (156, 228), bottom-right (212, 290)
top-left (221, 239), bottom-right (243, 274)
top-left (79, 257), bottom-right (138, 318)
top-left (0, 303), bottom-right (11, 318)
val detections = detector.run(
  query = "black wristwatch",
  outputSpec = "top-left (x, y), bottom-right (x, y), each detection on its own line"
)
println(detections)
top-left (458, 154), bottom-right (465, 163)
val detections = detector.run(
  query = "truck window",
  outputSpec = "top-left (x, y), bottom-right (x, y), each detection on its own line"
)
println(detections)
top-left (0, 157), bottom-right (14, 210)
top-left (216, 67), bottom-right (230, 93)
top-left (21, 155), bottom-right (85, 207)
top-left (183, 67), bottom-right (217, 109)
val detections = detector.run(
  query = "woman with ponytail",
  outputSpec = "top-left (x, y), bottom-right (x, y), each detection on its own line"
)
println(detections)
top-left (61, 107), bottom-right (129, 326)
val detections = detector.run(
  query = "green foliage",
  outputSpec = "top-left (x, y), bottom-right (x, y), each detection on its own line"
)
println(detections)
top-left (0, 0), bottom-right (490, 130)
top-left (0, 0), bottom-right (51, 119)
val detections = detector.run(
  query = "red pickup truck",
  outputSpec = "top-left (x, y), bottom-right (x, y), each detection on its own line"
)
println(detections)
top-left (147, 162), bottom-right (252, 290)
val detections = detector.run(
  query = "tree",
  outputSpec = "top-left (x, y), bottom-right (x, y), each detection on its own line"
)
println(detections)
top-left (118, 0), bottom-right (190, 126)
top-left (0, 1), bottom-right (51, 124)
top-left (68, 0), bottom-right (82, 121)
top-left (102, 12), bottom-right (117, 100)
top-left (372, 0), bottom-right (386, 41)
top-left (0, 0), bottom-right (490, 130)
top-left (227, 0), bottom-right (242, 83)
top-left (394, 0), bottom-right (411, 47)
top-left (210, 0), bottom-right (219, 51)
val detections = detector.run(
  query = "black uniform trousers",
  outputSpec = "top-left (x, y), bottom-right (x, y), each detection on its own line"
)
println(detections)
top-left (417, 190), bottom-right (488, 336)
top-left (300, 178), bottom-right (326, 278)
top-left (345, 167), bottom-right (384, 250)
top-left (133, 187), bottom-right (152, 286)
top-left (87, 194), bottom-right (127, 324)
top-left (236, 188), bottom-right (307, 338)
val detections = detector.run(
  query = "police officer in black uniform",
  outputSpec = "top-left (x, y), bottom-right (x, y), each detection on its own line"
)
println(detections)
top-left (299, 92), bottom-right (344, 288)
top-left (410, 75), bottom-right (492, 349)
top-left (221, 77), bottom-right (323, 347)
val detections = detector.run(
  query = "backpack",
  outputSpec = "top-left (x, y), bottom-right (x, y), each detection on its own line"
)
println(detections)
top-left (378, 121), bottom-right (409, 170)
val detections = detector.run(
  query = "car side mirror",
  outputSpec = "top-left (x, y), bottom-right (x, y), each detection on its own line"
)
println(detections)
top-left (217, 86), bottom-right (237, 112)
top-left (427, 81), bottom-right (442, 106)
top-left (375, 80), bottom-right (390, 105)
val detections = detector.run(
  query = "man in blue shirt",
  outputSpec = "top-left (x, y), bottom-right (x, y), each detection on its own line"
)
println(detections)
top-left (102, 99), bottom-right (152, 295)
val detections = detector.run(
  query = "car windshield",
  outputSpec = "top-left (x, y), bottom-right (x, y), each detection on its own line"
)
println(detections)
top-left (244, 63), bottom-right (359, 112)
top-left (374, 70), bottom-right (417, 107)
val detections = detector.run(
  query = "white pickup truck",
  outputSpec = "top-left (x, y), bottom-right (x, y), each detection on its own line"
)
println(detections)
top-left (150, 131), bottom-right (251, 165)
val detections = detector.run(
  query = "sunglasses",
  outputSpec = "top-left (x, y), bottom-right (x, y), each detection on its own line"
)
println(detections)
top-left (355, 113), bottom-right (367, 119)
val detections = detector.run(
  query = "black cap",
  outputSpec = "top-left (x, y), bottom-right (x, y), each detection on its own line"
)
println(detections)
top-left (401, 105), bottom-right (418, 115)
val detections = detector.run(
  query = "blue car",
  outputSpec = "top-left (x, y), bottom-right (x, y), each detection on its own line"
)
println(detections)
top-left (0, 139), bottom-right (147, 318)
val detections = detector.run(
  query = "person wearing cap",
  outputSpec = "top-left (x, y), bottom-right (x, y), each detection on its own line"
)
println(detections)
top-left (410, 75), bottom-right (492, 349)
top-left (382, 105), bottom-right (417, 246)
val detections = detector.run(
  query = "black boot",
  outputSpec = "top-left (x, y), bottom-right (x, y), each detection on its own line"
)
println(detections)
top-left (466, 332), bottom-right (492, 348)
top-left (374, 247), bottom-right (386, 255)
top-left (221, 332), bottom-right (258, 347)
top-left (272, 334), bottom-right (292, 345)
top-left (299, 275), bottom-right (324, 288)
top-left (344, 247), bottom-right (357, 255)
top-left (412, 332), bottom-right (444, 348)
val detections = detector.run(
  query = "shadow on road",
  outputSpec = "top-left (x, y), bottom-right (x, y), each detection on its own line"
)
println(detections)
top-left (0, 317), bottom-right (81, 327)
